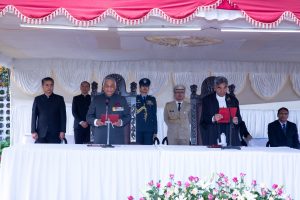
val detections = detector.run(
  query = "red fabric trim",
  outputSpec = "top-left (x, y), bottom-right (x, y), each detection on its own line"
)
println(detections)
top-left (228, 0), bottom-right (300, 23)
top-left (0, 0), bottom-right (219, 20)
top-left (1, 0), bottom-right (300, 27)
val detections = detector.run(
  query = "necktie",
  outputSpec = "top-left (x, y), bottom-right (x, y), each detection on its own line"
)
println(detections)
top-left (178, 103), bottom-right (181, 111)
top-left (282, 124), bottom-right (286, 135)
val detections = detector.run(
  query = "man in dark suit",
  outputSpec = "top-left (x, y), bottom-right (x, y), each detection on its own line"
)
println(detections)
top-left (268, 107), bottom-right (300, 149)
top-left (86, 77), bottom-right (130, 144)
top-left (31, 77), bottom-right (66, 143)
top-left (201, 76), bottom-right (242, 146)
top-left (72, 81), bottom-right (91, 144)
top-left (136, 78), bottom-right (157, 145)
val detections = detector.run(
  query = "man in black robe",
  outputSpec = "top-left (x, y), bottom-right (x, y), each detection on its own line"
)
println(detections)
top-left (201, 76), bottom-right (242, 146)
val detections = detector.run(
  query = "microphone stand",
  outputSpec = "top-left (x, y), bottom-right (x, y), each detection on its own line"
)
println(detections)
top-left (102, 99), bottom-right (114, 148)
top-left (222, 107), bottom-right (241, 150)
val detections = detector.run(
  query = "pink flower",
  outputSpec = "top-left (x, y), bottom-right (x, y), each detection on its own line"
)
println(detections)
top-left (240, 173), bottom-right (246, 177)
top-left (219, 172), bottom-right (225, 178)
top-left (148, 180), bottom-right (154, 186)
top-left (272, 184), bottom-right (278, 189)
top-left (194, 176), bottom-right (200, 182)
top-left (224, 177), bottom-right (229, 183)
top-left (189, 176), bottom-right (194, 182)
top-left (277, 188), bottom-right (283, 196)
top-left (167, 182), bottom-right (172, 188)
top-left (169, 174), bottom-right (174, 180)
top-left (208, 193), bottom-right (214, 200)
top-left (185, 182), bottom-right (190, 188)
top-left (177, 181), bottom-right (182, 186)
top-left (156, 182), bottom-right (161, 188)
top-left (261, 190), bottom-right (267, 197)
top-left (251, 180), bottom-right (257, 186)
top-left (232, 194), bottom-right (238, 200)
top-left (128, 196), bottom-right (134, 200)
top-left (139, 198), bottom-right (145, 200)
top-left (232, 177), bottom-right (238, 183)
top-left (217, 181), bottom-right (223, 186)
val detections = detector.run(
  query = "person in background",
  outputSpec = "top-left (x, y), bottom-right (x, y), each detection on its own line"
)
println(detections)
top-left (136, 78), bottom-right (157, 145)
top-left (72, 81), bottom-right (91, 144)
top-left (268, 107), bottom-right (300, 149)
top-left (31, 77), bottom-right (66, 143)
top-left (164, 85), bottom-right (191, 145)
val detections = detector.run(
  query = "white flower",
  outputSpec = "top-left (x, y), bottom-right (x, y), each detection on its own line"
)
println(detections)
top-left (191, 188), bottom-right (198, 195)
top-left (241, 191), bottom-right (257, 200)
top-left (174, 187), bottom-right (179, 194)
top-left (269, 197), bottom-right (274, 200)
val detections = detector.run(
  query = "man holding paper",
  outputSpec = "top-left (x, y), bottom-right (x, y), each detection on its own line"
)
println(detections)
top-left (200, 76), bottom-right (242, 146)
top-left (86, 77), bottom-right (131, 144)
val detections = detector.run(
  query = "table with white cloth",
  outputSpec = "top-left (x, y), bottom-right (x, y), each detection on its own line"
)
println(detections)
top-left (0, 145), bottom-right (299, 200)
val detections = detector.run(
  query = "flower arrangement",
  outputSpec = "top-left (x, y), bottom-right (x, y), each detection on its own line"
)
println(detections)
top-left (128, 173), bottom-right (292, 200)
top-left (0, 137), bottom-right (10, 160)
top-left (0, 66), bottom-right (10, 87)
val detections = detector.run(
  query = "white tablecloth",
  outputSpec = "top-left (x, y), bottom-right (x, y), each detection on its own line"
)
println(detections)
top-left (0, 145), bottom-right (300, 200)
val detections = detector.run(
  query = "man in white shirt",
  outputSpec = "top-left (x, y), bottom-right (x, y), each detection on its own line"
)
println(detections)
top-left (164, 85), bottom-right (191, 145)
top-left (200, 76), bottom-right (242, 146)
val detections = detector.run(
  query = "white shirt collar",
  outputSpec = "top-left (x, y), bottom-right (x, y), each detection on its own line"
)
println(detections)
top-left (216, 94), bottom-right (226, 100)
top-left (279, 121), bottom-right (287, 126)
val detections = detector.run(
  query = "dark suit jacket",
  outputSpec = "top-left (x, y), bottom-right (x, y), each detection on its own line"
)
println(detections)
top-left (31, 93), bottom-right (66, 138)
top-left (201, 92), bottom-right (242, 146)
top-left (72, 94), bottom-right (91, 129)
top-left (86, 93), bottom-right (131, 144)
top-left (268, 120), bottom-right (300, 149)
top-left (136, 94), bottom-right (157, 133)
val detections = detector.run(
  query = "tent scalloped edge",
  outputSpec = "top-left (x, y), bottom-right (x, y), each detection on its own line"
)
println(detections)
top-left (1, 1), bottom-right (300, 28)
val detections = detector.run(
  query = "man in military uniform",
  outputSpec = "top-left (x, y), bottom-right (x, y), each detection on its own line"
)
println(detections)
top-left (164, 85), bottom-right (191, 145)
top-left (136, 78), bottom-right (157, 145)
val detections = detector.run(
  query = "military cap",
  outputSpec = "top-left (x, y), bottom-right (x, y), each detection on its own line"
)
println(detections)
top-left (139, 78), bottom-right (151, 87)
top-left (174, 84), bottom-right (186, 92)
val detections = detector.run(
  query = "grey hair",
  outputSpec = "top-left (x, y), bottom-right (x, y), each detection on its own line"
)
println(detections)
top-left (102, 77), bottom-right (117, 87)
top-left (214, 76), bottom-right (228, 87)
top-left (173, 84), bottom-right (186, 93)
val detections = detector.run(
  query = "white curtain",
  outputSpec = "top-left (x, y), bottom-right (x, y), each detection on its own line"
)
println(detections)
top-left (54, 60), bottom-right (93, 95)
top-left (10, 59), bottom-right (300, 97)
top-left (173, 72), bottom-right (209, 92)
top-left (249, 73), bottom-right (288, 99)
top-left (290, 74), bottom-right (300, 96)
top-left (12, 66), bottom-right (51, 95)
top-left (211, 72), bottom-right (247, 94)
top-left (133, 72), bottom-right (170, 95)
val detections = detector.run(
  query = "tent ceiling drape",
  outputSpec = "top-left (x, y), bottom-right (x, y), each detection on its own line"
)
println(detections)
top-left (0, 0), bottom-right (299, 27)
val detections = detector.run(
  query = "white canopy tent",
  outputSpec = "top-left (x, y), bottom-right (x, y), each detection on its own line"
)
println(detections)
top-left (0, 9), bottom-right (300, 145)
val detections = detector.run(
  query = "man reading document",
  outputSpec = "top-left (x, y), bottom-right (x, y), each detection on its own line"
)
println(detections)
top-left (86, 77), bottom-right (130, 144)
top-left (201, 76), bottom-right (242, 146)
